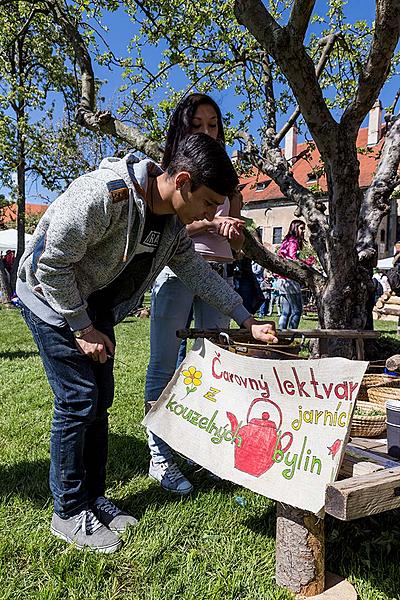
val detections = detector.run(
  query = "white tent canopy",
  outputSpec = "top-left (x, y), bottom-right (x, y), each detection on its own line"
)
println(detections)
top-left (0, 229), bottom-right (32, 253)
top-left (377, 255), bottom-right (395, 270)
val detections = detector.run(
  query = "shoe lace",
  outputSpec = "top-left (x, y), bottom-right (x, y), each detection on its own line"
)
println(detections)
top-left (163, 462), bottom-right (183, 483)
top-left (95, 496), bottom-right (120, 518)
top-left (73, 510), bottom-right (103, 535)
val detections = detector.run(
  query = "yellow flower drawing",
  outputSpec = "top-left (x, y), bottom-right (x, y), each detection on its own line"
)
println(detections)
top-left (182, 366), bottom-right (202, 387)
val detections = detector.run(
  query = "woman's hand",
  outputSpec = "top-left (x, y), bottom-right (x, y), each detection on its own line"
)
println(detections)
top-left (213, 216), bottom-right (245, 250)
top-left (242, 317), bottom-right (278, 344)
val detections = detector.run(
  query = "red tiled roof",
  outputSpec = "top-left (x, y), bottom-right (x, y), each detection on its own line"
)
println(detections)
top-left (2, 203), bottom-right (47, 223)
top-left (240, 126), bottom-right (385, 205)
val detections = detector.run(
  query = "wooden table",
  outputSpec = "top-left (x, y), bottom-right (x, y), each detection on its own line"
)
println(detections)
top-left (326, 437), bottom-right (400, 522)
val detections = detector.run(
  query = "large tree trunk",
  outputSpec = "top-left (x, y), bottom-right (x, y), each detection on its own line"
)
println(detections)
top-left (0, 261), bottom-right (12, 306)
top-left (315, 132), bottom-right (370, 356)
top-left (11, 38), bottom-right (26, 292)
top-left (12, 133), bottom-right (26, 291)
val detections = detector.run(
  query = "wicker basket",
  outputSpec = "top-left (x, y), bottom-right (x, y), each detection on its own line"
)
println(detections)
top-left (367, 385), bottom-right (400, 406)
top-left (350, 401), bottom-right (387, 437)
top-left (357, 374), bottom-right (400, 402)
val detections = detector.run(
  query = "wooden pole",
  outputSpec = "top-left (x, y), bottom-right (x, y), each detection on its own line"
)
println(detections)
top-left (177, 328), bottom-right (380, 341)
top-left (276, 504), bottom-right (325, 596)
top-left (375, 306), bottom-right (400, 317)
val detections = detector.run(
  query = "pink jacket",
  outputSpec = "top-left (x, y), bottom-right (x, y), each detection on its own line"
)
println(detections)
top-left (278, 236), bottom-right (299, 261)
top-left (278, 236), bottom-right (315, 267)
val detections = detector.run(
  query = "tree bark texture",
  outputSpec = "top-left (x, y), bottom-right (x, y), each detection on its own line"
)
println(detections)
top-left (0, 262), bottom-right (12, 306)
top-left (276, 503), bottom-right (325, 596)
top-left (357, 113), bottom-right (400, 258)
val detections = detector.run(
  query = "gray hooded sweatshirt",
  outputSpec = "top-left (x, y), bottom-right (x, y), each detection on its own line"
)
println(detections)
top-left (17, 152), bottom-right (250, 330)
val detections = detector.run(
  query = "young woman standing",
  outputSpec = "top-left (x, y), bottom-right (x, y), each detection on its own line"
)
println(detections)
top-left (277, 219), bottom-right (308, 330)
top-left (145, 93), bottom-right (245, 494)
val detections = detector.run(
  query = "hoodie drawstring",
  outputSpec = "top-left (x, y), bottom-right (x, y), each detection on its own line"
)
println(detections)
top-left (123, 188), bottom-right (134, 262)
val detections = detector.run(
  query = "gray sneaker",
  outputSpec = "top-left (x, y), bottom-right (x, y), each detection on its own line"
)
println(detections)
top-left (92, 496), bottom-right (138, 534)
top-left (51, 510), bottom-right (122, 553)
top-left (149, 459), bottom-right (193, 495)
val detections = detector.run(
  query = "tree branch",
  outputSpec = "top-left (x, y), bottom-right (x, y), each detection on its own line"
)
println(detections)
top-left (7, 8), bottom-right (48, 48)
top-left (260, 51), bottom-right (277, 136)
top-left (287, 0), bottom-right (316, 41)
top-left (242, 229), bottom-right (324, 296)
top-left (341, 0), bottom-right (400, 135)
top-left (47, 0), bottom-right (162, 161)
top-left (357, 112), bottom-right (400, 259)
top-left (237, 131), bottom-right (329, 269)
top-left (275, 34), bottom-right (338, 144)
top-left (234, 0), bottom-right (338, 158)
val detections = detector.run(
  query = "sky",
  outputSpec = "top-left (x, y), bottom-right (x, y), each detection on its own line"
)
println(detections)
top-left (93, 0), bottom-right (399, 132)
top-left (4, 0), bottom-right (400, 204)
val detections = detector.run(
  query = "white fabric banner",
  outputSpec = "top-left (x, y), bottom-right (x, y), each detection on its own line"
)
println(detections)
top-left (144, 339), bottom-right (368, 515)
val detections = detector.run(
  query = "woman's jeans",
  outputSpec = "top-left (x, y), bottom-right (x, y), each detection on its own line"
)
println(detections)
top-left (145, 266), bottom-right (231, 463)
top-left (21, 304), bottom-right (115, 518)
top-left (277, 279), bottom-right (303, 329)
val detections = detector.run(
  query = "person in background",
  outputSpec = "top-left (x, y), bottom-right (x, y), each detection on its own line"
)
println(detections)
top-left (393, 241), bottom-right (400, 267)
top-left (258, 270), bottom-right (272, 318)
top-left (267, 276), bottom-right (281, 316)
top-left (373, 270), bottom-right (391, 297)
top-left (17, 133), bottom-right (278, 553)
top-left (233, 256), bottom-right (264, 315)
top-left (277, 219), bottom-right (314, 329)
top-left (3, 249), bottom-right (15, 277)
top-left (145, 93), bottom-right (246, 495)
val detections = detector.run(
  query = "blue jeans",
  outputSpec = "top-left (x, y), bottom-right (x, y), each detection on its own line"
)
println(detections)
top-left (21, 304), bottom-right (115, 518)
top-left (176, 305), bottom-right (194, 367)
top-left (277, 279), bottom-right (303, 329)
top-left (145, 267), bottom-right (231, 463)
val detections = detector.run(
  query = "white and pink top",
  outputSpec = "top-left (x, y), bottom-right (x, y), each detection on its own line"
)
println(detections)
top-left (191, 196), bottom-right (233, 263)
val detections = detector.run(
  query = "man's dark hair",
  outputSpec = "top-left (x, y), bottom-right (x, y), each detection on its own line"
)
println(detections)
top-left (167, 133), bottom-right (238, 198)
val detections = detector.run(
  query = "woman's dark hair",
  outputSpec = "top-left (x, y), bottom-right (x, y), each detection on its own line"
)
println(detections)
top-left (162, 93), bottom-right (225, 169)
top-left (167, 133), bottom-right (238, 198)
top-left (283, 219), bottom-right (306, 249)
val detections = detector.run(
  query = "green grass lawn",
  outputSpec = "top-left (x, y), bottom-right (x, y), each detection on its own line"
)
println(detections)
top-left (1, 309), bottom-right (400, 599)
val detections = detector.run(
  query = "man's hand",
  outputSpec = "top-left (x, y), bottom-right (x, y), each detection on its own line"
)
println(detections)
top-left (75, 327), bottom-right (115, 364)
top-left (242, 317), bottom-right (278, 344)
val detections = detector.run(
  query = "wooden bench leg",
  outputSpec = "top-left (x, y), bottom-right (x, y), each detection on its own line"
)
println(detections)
top-left (276, 503), bottom-right (325, 596)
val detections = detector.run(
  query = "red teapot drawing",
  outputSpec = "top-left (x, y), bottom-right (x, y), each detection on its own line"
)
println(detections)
top-left (226, 393), bottom-right (293, 477)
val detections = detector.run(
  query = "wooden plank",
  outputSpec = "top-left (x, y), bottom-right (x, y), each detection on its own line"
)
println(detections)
top-left (350, 437), bottom-right (386, 451)
top-left (339, 444), bottom-right (398, 478)
top-left (339, 446), bottom-right (400, 478)
top-left (325, 466), bottom-right (400, 520)
top-left (346, 443), bottom-right (397, 466)
top-left (375, 306), bottom-right (400, 317)
top-left (353, 462), bottom-right (384, 476)
top-left (355, 337), bottom-right (364, 360)
top-left (177, 328), bottom-right (380, 340)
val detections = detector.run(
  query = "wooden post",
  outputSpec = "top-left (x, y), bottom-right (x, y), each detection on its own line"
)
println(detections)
top-left (276, 504), bottom-right (325, 596)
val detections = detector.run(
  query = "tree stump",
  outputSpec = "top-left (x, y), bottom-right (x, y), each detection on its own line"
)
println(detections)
top-left (276, 503), bottom-right (325, 596)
